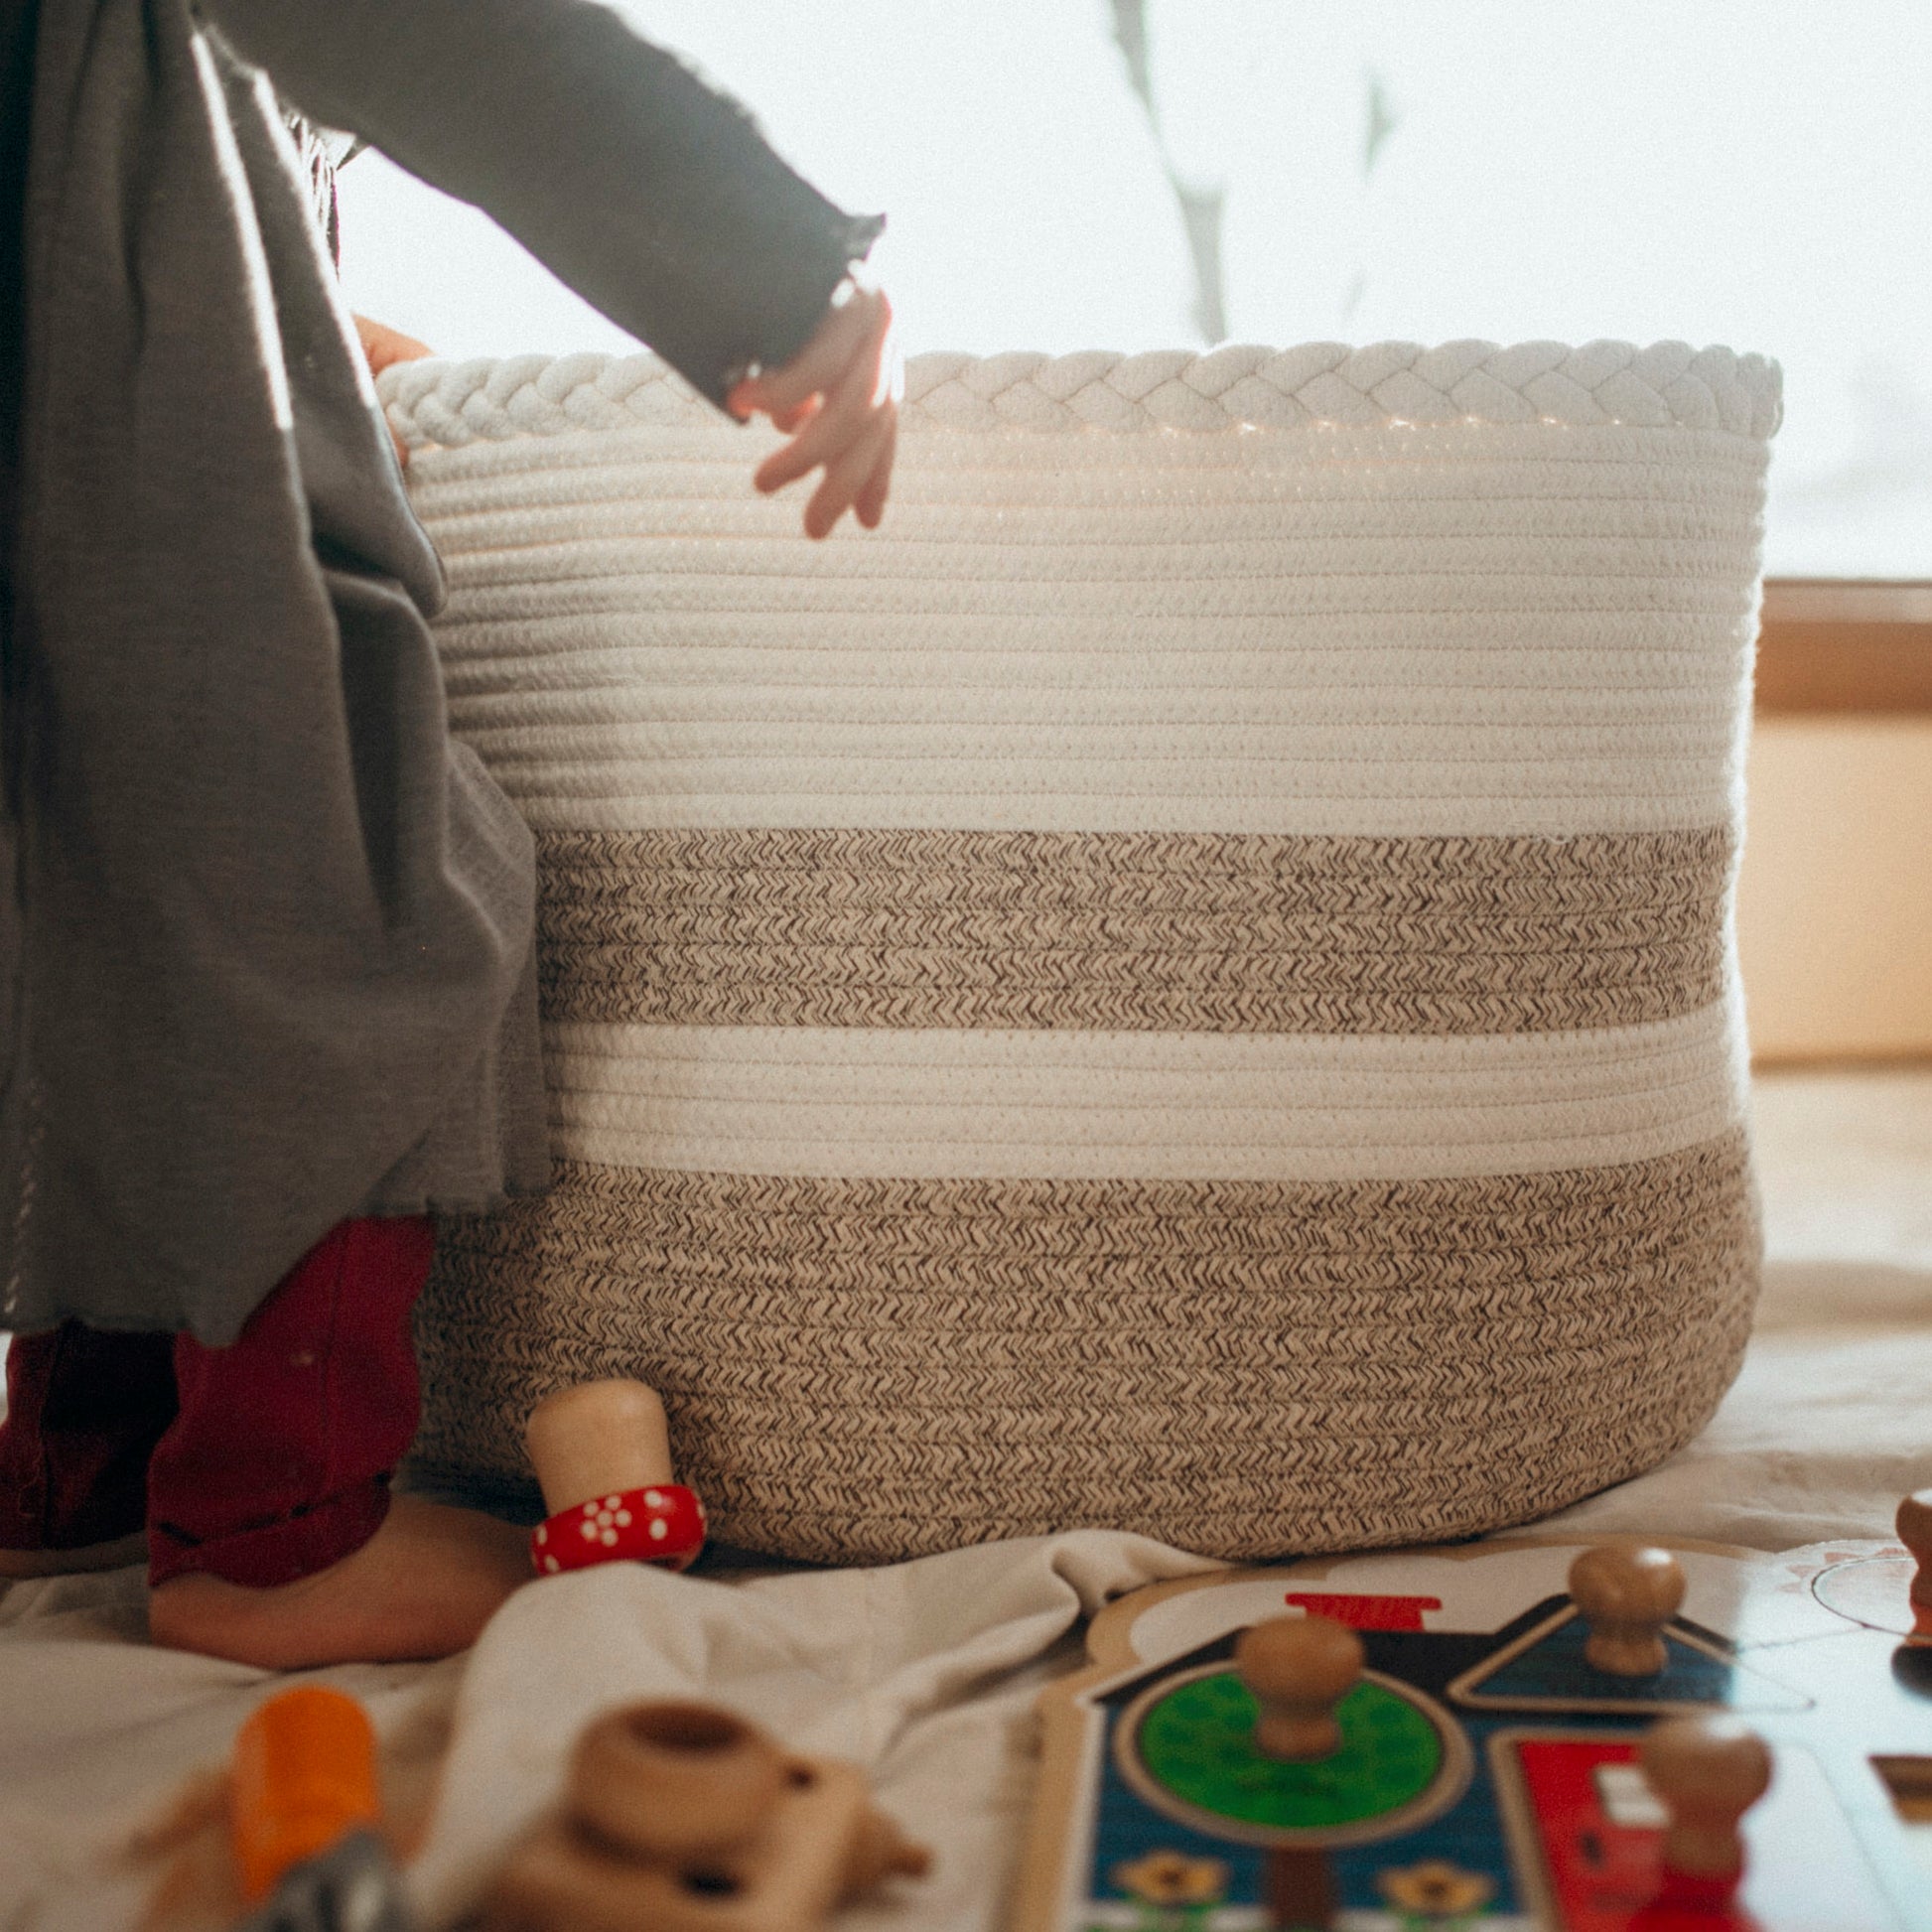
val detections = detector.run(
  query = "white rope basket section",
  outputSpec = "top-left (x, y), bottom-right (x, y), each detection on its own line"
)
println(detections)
top-left (379, 339), bottom-right (1782, 450)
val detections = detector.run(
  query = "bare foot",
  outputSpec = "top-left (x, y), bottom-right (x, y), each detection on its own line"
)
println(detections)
top-left (147, 1495), bottom-right (530, 1669)
top-left (0, 1531), bottom-right (148, 1578)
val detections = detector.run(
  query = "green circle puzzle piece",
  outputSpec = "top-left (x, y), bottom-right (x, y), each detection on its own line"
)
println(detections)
top-left (1137, 1671), bottom-right (1442, 1830)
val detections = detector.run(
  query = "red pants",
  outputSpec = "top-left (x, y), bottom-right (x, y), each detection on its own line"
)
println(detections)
top-left (0, 1216), bottom-right (432, 1587)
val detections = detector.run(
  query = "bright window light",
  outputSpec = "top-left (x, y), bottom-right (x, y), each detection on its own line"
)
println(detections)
top-left (337, 0), bottom-right (1931, 578)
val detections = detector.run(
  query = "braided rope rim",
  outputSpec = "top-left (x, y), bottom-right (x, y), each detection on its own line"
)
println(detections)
top-left (377, 340), bottom-right (1781, 452)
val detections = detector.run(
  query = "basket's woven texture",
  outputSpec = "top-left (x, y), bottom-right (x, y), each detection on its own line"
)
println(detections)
top-left (383, 342), bottom-right (1777, 1563)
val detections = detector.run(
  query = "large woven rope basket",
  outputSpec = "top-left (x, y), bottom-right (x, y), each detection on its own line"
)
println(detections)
top-left (381, 341), bottom-right (1779, 1564)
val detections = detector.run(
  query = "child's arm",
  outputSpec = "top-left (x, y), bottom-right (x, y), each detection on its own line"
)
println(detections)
top-left (206, 0), bottom-right (893, 533)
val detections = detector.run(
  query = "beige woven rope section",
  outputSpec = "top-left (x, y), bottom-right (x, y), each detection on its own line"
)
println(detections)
top-left (535, 826), bottom-right (1732, 1035)
top-left (416, 1131), bottom-right (1756, 1563)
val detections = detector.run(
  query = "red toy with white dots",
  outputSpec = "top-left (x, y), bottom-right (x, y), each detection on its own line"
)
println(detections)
top-left (524, 1380), bottom-right (706, 1577)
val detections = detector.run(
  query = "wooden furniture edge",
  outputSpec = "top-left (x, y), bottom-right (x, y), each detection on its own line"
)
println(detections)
top-left (1757, 580), bottom-right (1932, 715)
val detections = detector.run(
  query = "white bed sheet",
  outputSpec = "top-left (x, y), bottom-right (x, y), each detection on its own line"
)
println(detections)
top-left (2, 1068), bottom-right (1927, 1931)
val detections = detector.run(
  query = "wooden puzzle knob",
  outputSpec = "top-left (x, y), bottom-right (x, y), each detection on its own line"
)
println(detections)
top-left (1569, 1545), bottom-right (1685, 1677)
top-left (570, 1701), bottom-right (784, 1863)
top-left (525, 1379), bottom-right (675, 1517)
top-left (1897, 1489), bottom-right (1932, 1644)
top-left (1640, 1715), bottom-right (1772, 1889)
top-left (1235, 1614), bottom-right (1364, 1761)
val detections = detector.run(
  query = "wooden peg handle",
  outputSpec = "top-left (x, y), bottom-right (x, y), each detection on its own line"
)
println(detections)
top-left (1640, 1715), bottom-right (1772, 1887)
top-left (1234, 1615), bottom-right (1363, 1762)
top-left (1897, 1490), bottom-right (1932, 1643)
top-left (1568, 1545), bottom-right (1685, 1677)
top-left (525, 1379), bottom-right (674, 1518)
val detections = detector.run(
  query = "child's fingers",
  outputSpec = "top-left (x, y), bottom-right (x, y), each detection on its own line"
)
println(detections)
top-left (728, 381), bottom-right (820, 435)
top-left (803, 409), bottom-right (895, 540)
top-left (754, 331), bottom-right (890, 496)
top-left (749, 289), bottom-right (888, 423)
top-left (352, 315), bottom-right (434, 377)
top-left (767, 393), bottom-right (821, 437)
top-left (854, 413), bottom-right (897, 529)
top-left (733, 283), bottom-right (897, 537)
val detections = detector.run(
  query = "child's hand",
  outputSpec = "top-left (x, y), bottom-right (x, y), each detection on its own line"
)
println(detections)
top-left (352, 316), bottom-right (433, 468)
top-left (728, 285), bottom-right (899, 540)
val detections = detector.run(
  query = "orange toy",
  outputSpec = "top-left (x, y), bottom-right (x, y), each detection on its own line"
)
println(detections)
top-left (230, 1686), bottom-right (382, 1902)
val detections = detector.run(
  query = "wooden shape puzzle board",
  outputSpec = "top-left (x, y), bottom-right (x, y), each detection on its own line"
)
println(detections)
top-left (1014, 1536), bottom-right (1932, 1931)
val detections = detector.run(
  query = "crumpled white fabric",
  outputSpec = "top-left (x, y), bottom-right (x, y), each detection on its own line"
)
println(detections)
top-left (2, 1069), bottom-right (1928, 1930)
top-left (0, 1532), bottom-right (1220, 1930)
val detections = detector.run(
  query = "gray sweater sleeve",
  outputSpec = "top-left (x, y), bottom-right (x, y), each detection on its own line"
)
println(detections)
top-left (201, 0), bottom-right (883, 406)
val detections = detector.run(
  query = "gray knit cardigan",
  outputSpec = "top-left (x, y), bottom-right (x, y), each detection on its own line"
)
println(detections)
top-left (0, 0), bottom-right (878, 1340)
